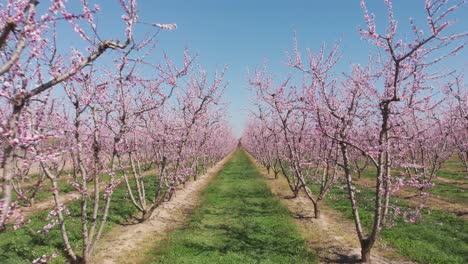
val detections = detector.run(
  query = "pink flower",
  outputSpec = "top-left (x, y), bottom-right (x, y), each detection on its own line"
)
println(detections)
top-left (154, 23), bottom-right (177, 30)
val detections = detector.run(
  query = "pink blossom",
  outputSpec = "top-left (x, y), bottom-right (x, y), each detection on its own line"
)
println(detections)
top-left (154, 23), bottom-right (177, 30)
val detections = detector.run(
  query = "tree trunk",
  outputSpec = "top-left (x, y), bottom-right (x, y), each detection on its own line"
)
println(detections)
top-left (48, 175), bottom-right (78, 262)
top-left (0, 152), bottom-right (15, 231)
top-left (360, 238), bottom-right (372, 263)
top-left (0, 105), bottom-right (22, 231)
top-left (313, 202), bottom-right (321, 219)
top-left (292, 187), bottom-right (300, 198)
top-left (140, 209), bottom-right (153, 223)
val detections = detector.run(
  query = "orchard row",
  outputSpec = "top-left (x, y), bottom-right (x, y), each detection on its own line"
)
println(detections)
top-left (0, 1), bottom-right (237, 263)
top-left (242, 0), bottom-right (466, 262)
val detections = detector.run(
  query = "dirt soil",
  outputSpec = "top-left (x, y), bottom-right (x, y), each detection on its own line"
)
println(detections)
top-left (90, 152), bottom-right (234, 264)
top-left (246, 154), bottom-right (415, 264)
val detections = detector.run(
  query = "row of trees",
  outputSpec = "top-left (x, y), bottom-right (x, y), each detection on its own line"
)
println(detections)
top-left (0, 1), bottom-right (236, 263)
top-left (242, 0), bottom-right (467, 262)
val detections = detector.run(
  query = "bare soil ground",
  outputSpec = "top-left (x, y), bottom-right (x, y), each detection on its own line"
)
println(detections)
top-left (246, 154), bottom-right (415, 264)
top-left (90, 152), bottom-right (234, 264)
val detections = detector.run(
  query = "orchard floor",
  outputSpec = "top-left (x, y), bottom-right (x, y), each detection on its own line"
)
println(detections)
top-left (246, 153), bottom-right (415, 264)
top-left (91, 152), bottom-right (234, 264)
top-left (142, 149), bottom-right (318, 264)
top-left (92, 149), bottom-right (424, 264)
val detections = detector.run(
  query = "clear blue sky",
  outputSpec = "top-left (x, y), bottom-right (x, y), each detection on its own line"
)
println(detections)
top-left (59, 1), bottom-right (468, 137)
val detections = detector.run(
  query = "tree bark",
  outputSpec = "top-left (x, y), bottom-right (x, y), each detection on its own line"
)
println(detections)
top-left (0, 104), bottom-right (23, 231)
top-left (313, 202), bottom-right (321, 219)
top-left (360, 238), bottom-right (372, 263)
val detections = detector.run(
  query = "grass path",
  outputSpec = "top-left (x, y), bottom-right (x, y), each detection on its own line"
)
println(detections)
top-left (146, 149), bottom-right (318, 264)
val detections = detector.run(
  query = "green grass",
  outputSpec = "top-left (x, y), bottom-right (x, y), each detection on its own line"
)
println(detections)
top-left (322, 182), bottom-right (468, 264)
top-left (352, 157), bottom-right (467, 206)
top-left (438, 156), bottom-right (466, 182)
top-left (146, 149), bottom-right (318, 264)
top-left (1, 176), bottom-right (76, 205)
top-left (1, 166), bottom-right (157, 206)
top-left (0, 175), bottom-right (159, 263)
top-left (1, 173), bottom-right (111, 207)
top-left (429, 182), bottom-right (468, 206)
